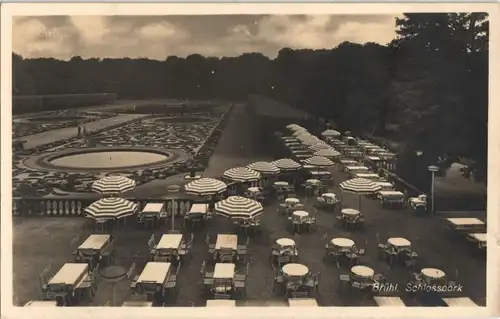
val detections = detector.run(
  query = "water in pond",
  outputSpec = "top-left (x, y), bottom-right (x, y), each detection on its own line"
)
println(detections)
top-left (50, 151), bottom-right (169, 169)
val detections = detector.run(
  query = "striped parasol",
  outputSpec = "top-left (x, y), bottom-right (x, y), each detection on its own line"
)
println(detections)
top-left (215, 196), bottom-right (264, 220)
top-left (84, 197), bottom-right (138, 220)
top-left (321, 129), bottom-right (341, 137)
top-left (184, 178), bottom-right (227, 196)
top-left (296, 133), bottom-right (315, 141)
top-left (247, 161), bottom-right (280, 175)
top-left (92, 175), bottom-right (136, 195)
top-left (287, 124), bottom-right (307, 132)
top-left (309, 142), bottom-right (331, 152)
top-left (329, 139), bottom-right (345, 146)
top-left (285, 141), bottom-right (302, 147)
top-left (314, 148), bottom-right (341, 158)
top-left (301, 138), bottom-right (322, 146)
top-left (339, 178), bottom-right (381, 210)
top-left (303, 156), bottom-right (335, 168)
top-left (271, 158), bottom-right (302, 171)
top-left (223, 167), bottom-right (261, 182)
top-left (339, 178), bottom-right (381, 195)
top-left (286, 124), bottom-right (301, 130)
top-left (292, 130), bottom-right (310, 137)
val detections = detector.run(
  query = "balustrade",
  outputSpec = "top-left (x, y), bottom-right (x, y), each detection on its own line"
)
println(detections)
top-left (12, 182), bottom-right (238, 217)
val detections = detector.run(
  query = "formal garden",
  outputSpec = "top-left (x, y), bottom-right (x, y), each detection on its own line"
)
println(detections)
top-left (12, 108), bottom-right (233, 198)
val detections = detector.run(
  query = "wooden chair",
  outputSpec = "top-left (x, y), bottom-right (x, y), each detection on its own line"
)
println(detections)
top-left (345, 252), bottom-right (359, 267)
top-left (206, 210), bottom-right (214, 220)
top-left (277, 255), bottom-right (290, 267)
top-left (356, 214), bottom-right (365, 229)
top-left (237, 237), bottom-right (249, 251)
top-left (234, 262), bottom-right (250, 282)
top-left (199, 260), bottom-right (206, 277)
top-left (305, 217), bottom-right (317, 232)
top-left (219, 249), bottom-right (235, 263)
top-left (214, 292), bottom-right (231, 300)
top-left (306, 272), bottom-right (321, 294)
top-left (377, 244), bottom-right (389, 259)
top-left (271, 264), bottom-right (284, 292)
top-left (338, 273), bottom-right (351, 290)
top-left (291, 291), bottom-right (309, 299)
top-left (206, 234), bottom-right (216, 254)
top-left (213, 277), bottom-right (232, 296)
top-left (180, 234), bottom-right (194, 261)
top-left (353, 244), bottom-right (366, 256)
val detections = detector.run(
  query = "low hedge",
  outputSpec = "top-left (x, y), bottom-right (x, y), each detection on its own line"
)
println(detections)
top-left (13, 93), bottom-right (118, 114)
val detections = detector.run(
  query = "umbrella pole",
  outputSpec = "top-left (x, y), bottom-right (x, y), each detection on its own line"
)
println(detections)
top-left (171, 196), bottom-right (175, 231)
top-left (358, 195), bottom-right (361, 211)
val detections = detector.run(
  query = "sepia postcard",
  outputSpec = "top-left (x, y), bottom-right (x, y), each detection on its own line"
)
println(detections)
top-left (1, 2), bottom-right (499, 319)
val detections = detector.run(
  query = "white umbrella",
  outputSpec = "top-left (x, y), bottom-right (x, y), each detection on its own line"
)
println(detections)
top-left (286, 124), bottom-right (302, 130)
top-left (247, 161), bottom-right (280, 175)
top-left (301, 138), bottom-right (321, 146)
top-left (309, 142), bottom-right (331, 152)
top-left (321, 129), bottom-right (341, 137)
top-left (84, 197), bottom-right (137, 220)
top-left (185, 178), bottom-right (227, 196)
top-left (293, 130), bottom-right (310, 137)
top-left (296, 134), bottom-right (314, 141)
top-left (286, 143), bottom-right (303, 148)
top-left (215, 196), bottom-right (264, 220)
top-left (339, 178), bottom-right (382, 209)
top-left (91, 175), bottom-right (136, 196)
top-left (223, 167), bottom-right (261, 183)
top-left (271, 158), bottom-right (302, 171)
top-left (291, 148), bottom-right (312, 155)
top-left (329, 139), bottom-right (346, 146)
top-left (287, 124), bottom-right (307, 132)
top-left (340, 178), bottom-right (381, 194)
top-left (303, 156), bottom-right (335, 168)
top-left (274, 181), bottom-right (289, 187)
top-left (314, 148), bottom-right (341, 158)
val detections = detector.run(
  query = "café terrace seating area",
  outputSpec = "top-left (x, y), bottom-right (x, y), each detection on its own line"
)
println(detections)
top-left (26, 124), bottom-right (485, 308)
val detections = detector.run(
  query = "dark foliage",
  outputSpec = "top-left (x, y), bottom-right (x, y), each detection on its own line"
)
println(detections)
top-left (12, 13), bottom-right (488, 187)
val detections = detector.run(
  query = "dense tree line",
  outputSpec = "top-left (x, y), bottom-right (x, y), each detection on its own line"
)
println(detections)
top-left (13, 13), bottom-right (488, 190)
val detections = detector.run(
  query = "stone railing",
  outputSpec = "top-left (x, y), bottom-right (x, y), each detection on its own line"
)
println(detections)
top-left (12, 182), bottom-right (240, 217)
top-left (13, 196), bottom-right (197, 217)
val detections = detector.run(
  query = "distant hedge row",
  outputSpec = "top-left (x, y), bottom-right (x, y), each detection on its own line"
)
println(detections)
top-left (12, 93), bottom-right (118, 114)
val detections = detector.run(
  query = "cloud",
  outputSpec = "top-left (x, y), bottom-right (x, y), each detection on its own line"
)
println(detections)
top-left (12, 15), bottom-right (398, 60)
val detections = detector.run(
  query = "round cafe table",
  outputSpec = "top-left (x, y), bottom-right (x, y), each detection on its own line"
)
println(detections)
top-left (248, 187), bottom-right (261, 193)
top-left (421, 268), bottom-right (446, 280)
top-left (274, 181), bottom-right (289, 187)
top-left (277, 238), bottom-right (296, 247)
top-left (331, 238), bottom-right (355, 249)
top-left (351, 265), bottom-right (374, 278)
top-left (387, 237), bottom-right (411, 248)
top-left (282, 263), bottom-right (309, 277)
top-left (322, 193), bottom-right (336, 199)
top-left (285, 198), bottom-right (300, 205)
top-left (341, 208), bottom-right (360, 216)
top-left (293, 210), bottom-right (309, 219)
top-left (306, 179), bottom-right (321, 185)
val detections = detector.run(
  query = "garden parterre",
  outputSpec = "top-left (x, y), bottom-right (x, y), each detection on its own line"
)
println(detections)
top-left (12, 111), bottom-right (229, 197)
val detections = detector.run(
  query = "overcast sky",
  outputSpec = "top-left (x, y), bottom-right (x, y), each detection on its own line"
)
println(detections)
top-left (13, 15), bottom-right (398, 60)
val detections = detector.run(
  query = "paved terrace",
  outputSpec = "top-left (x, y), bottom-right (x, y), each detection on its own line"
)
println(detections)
top-left (12, 100), bottom-right (486, 307)
top-left (130, 102), bottom-right (272, 197)
top-left (12, 169), bottom-right (486, 307)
